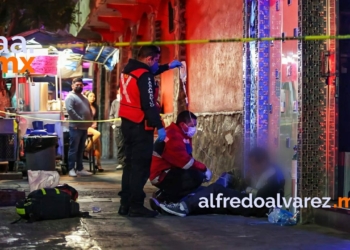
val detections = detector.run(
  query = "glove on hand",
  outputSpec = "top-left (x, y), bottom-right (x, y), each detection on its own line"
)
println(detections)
top-left (245, 187), bottom-right (254, 193)
top-left (111, 125), bottom-right (116, 129)
top-left (204, 168), bottom-right (212, 182)
top-left (156, 128), bottom-right (166, 142)
top-left (169, 60), bottom-right (182, 69)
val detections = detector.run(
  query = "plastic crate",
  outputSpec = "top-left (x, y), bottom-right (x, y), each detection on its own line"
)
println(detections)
top-left (0, 134), bottom-right (17, 161)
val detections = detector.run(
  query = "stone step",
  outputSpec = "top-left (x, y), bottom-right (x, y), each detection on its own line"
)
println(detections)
top-left (315, 207), bottom-right (350, 233)
top-left (0, 173), bottom-right (23, 180)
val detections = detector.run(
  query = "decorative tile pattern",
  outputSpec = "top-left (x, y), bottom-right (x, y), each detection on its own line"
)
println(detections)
top-left (268, 1), bottom-right (282, 151)
top-left (243, 0), bottom-right (250, 167)
top-left (257, 0), bottom-right (270, 147)
top-left (297, 0), bottom-right (330, 223)
top-left (243, 0), bottom-right (258, 171)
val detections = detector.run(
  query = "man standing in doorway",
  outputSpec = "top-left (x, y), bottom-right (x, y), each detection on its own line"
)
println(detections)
top-left (118, 45), bottom-right (182, 217)
top-left (65, 78), bottom-right (93, 177)
top-left (109, 88), bottom-right (125, 170)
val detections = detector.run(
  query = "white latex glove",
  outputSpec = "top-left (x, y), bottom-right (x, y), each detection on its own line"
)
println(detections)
top-left (245, 186), bottom-right (258, 198)
top-left (112, 125), bottom-right (116, 129)
top-left (245, 186), bottom-right (254, 193)
top-left (204, 168), bottom-right (212, 182)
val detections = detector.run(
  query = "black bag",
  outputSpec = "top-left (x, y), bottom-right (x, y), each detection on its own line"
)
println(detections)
top-left (14, 188), bottom-right (83, 223)
top-left (56, 184), bottom-right (78, 201)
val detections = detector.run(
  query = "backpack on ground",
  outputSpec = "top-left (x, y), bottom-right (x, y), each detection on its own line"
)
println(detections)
top-left (55, 184), bottom-right (78, 201)
top-left (14, 187), bottom-right (87, 223)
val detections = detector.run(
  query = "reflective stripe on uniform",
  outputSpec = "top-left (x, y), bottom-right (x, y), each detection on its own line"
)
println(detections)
top-left (41, 188), bottom-right (46, 195)
top-left (151, 176), bottom-right (160, 184)
top-left (150, 169), bottom-right (170, 185)
top-left (153, 151), bottom-right (162, 158)
top-left (183, 158), bottom-right (194, 169)
top-left (121, 73), bottom-right (132, 103)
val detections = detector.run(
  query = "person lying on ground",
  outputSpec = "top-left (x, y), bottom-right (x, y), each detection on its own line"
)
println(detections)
top-left (155, 147), bottom-right (285, 217)
top-left (149, 110), bottom-right (212, 207)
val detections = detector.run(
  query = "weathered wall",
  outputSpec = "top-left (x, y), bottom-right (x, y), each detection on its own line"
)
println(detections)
top-left (184, 0), bottom-right (244, 176)
top-left (192, 113), bottom-right (244, 177)
top-left (162, 112), bottom-right (244, 178)
top-left (157, 0), bottom-right (176, 114)
top-left (185, 0), bottom-right (244, 113)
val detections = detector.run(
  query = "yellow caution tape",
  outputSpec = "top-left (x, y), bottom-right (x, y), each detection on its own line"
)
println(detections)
top-left (37, 34), bottom-right (350, 49)
top-left (0, 110), bottom-right (164, 123)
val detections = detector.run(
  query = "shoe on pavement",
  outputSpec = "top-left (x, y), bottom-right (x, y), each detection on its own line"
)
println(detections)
top-left (149, 197), bottom-right (162, 213)
top-left (149, 198), bottom-right (172, 215)
top-left (160, 202), bottom-right (187, 217)
top-left (128, 206), bottom-right (158, 217)
top-left (116, 164), bottom-right (123, 170)
top-left (77, 169), bottom-right (92, 176)
top-left (118, 205), bottom-right (129, 216)
top-left (69, 169), bottom-right (77, 177)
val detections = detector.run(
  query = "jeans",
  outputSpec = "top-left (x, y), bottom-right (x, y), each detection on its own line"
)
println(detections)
top-left (118, 119), bottom-right (154, 208)
top-left (68, 127), bottom-right (87, 171)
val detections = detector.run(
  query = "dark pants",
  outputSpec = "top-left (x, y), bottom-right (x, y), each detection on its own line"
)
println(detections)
top-left (183, 183), bottom-right (252, 216)
top-left (118, 119), bottom-right (154, 208)
top-left (115, 126), bottom-right (126, 166)
top-left (156, 168), bottom-right (204, 202)
top-left (68, 127), bottom-right (87, 171)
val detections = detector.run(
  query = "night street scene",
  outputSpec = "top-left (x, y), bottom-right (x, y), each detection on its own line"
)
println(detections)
top-left (1, 0), bottom-right (350, 249)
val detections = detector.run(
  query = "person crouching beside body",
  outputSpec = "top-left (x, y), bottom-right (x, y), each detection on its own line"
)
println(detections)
top-left (149, 110), bottom-right (212, 209)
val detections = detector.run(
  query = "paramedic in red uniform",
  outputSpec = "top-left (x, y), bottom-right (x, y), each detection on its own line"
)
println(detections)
top-left (149, 111), bottom-right (212, 206)
top-left (118, 45), bottom-right (182, 217)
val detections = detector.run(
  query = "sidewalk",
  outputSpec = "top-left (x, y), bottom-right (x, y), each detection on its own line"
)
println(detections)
top-left (1, 160), bottom-right (350, 249)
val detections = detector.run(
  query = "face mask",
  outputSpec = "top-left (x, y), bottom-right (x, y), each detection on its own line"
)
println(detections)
top-left (149, 62), bottom-right (159, 74)
top-left (74, 86), bottom-right (83, 94)
top-left (183, 124), bottom-right (197, 138)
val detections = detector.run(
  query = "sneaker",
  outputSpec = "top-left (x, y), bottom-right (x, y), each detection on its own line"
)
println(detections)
top-left (128, 206), bottom-right (158, 217)
top-left (159, 202), bottom-right (187, 217)
top-left (77, 169), bottom-right (92, 176)
top-left (149, 197), bottom-right (162, 213)
top-left (69, 169), bottom-right (77, 177)
top-left (116, 164), bottom-right (123, 170)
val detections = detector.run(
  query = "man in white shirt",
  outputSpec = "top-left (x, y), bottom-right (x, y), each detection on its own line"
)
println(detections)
top-left (109, 89), bottom-right (125, 170)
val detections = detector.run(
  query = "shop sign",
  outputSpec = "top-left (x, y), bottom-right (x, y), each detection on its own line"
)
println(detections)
top-left (0, 36), bottom-right (35, 74)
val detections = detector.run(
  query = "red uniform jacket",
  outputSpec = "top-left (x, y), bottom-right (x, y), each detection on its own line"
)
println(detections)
top-left (150, 123), bottom-right (207, 185)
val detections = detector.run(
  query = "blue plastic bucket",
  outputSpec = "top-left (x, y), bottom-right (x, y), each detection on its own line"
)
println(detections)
top-left (32, 121), bottom-right (44, 130)
top-left (44, 124), bottom-right (55, 133)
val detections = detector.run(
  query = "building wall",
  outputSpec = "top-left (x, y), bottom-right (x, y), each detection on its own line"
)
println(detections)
top-left (157, 0), bottom-right (175, 114)
top-left (184, 0), bottom-right (244, 175)
top-left (186, 0), bottom-right (244, 113)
